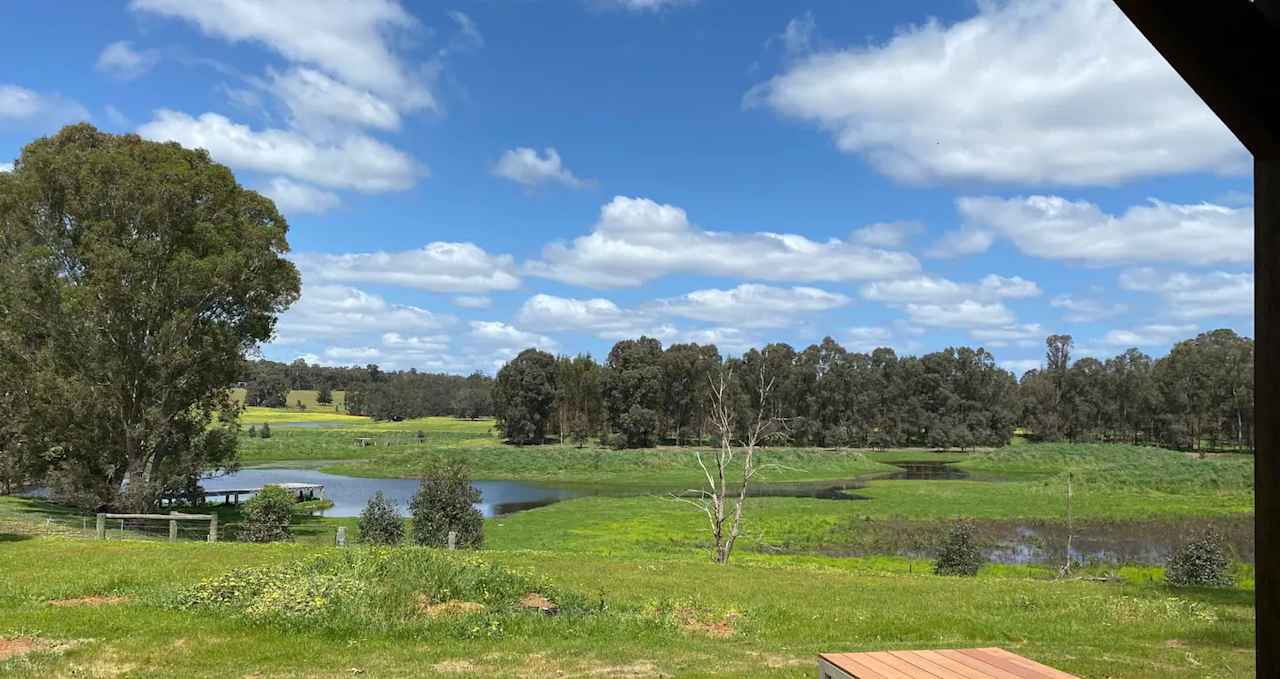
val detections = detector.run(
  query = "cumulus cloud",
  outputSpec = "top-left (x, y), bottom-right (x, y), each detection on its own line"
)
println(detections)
top-left (275, 284), bottom-right (455, 340)
top-left (261, 177), bottom-right (341, 215)
top-left (903, 300), bottom-right (1016, 329)
top-left (850, 221), bottom-right (923, 248)
top-left (925, 228), bottom-right (995, 259)
top-left (0, 84), bottom-right (89, 125)
top-left (138, 110), bottom-right (420, 192)
top-left (862, 274), bottom-right (1040, 305)
top-left (526, 196), bottom-right (919, 288)
top-left (96, 41), bottom-right (161, 79)
top-left (1049, 294), bottom-right (1127, 323)
top-left (293, 242), bottom-right (520, 293)
top-left (969, 323), bottom-right (1044, 347)
top-left (468, 321), bottom-right (556, 352)
top-left (1103, 323), bottom-right (1198, 347)
top-left (1119, 268), bottom-right (1253, 320)
top-left (452, 295), bottom-right (493, 309)
top-left (130, 0), bottom-right (435, 111)
top-left (1001, 359), bottom-right (1042, 376)
top-left (656, 284), bottom-right (850, 328)
top-left (493, 147), bottom-right (589, 189)
top-left (953, 195), bottom-right (1251, 265)
top-left (747, 0), bottom-right (1244, 186)
top-left (270, 67), bottom-right (404, 132)
top-left (845, 326), bottom-right (893, 352)
top-left (517, 294), bottom-right (638, 336)
top-left (0, 162), bottom-right (11, 173)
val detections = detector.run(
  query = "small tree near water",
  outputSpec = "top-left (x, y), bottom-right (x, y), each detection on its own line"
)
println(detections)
top-left (1166, 529), bottom-right (1232, 587)
top-left (410, 460), bottom-right (483, 548)
top-left (259, 423), bottom-right (272, 439)
top-left (934, 522), bottom-right (983, 576)
top-left (241, 485), bottom-right (294, 542)
top-left (358, 491), bottom-right (404, 545)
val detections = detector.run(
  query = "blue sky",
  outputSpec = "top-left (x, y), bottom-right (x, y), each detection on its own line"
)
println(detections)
top-left (0, 0), bottom-right (1254, 375)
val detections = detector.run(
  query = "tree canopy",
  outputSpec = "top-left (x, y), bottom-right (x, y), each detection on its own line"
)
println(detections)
top-left (0, 124), bottom-right (300, 509)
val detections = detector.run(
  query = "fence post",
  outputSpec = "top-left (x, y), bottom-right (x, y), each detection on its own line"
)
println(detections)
top-left (95, 514), bottom-right (105, 540)
top-left (336, 526), bottom-right (347, 547)
top-left (447, 531), bottom-right (457, 550)
top-left (208, 513), bottom-right (218, 543)
top-left (169, 511), bottom-right (178, 542)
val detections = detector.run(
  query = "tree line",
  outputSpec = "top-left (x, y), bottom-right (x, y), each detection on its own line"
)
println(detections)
top-left (241, 359), bottom-right (495, 421)
top-left (493, 329), bottom-right (1255, 452)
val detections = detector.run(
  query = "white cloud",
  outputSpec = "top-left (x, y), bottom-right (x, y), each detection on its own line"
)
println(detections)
top-left (1119, 268), bottom-right (1253, 320)
top-left (139, 110), bottom-right (420, 192)
top-left (0, 84), bottom-right (89, 124)
top-left (845, 326), bottom-right (893, 352)
top-left (130, 0), bottom-right (434, 111)
top-left (597, 0), bottom-right (696, 11)
top-left (526, 196), bottom-right (919, 287)
top-left (903, 300), bottom-right (1016, 328)
top-left (955, 195), bottom-right (1251, 265)
top-left (850, 221), bottom-right (923, 248)
top-left (452, 295), bottom-right (493, 309)
top-left (776, 12), bottom-right (817, 57)
top-left (1049, 294), bottom-right (1127, 323)
top-left (323, 346), bottom-right (384, 361)
top-left (261, 177), bottom-right (341, 215)
top-left (747, 0), bottom-right (1244, 185)
top-left (1103, 324), bottom-right (1198, 347)
top-left (925, 227), bottom-right (995, 259)
top-left (468, 321), bottom-right (556, 352)
top-left (447, 11), bottom-right (483, 49)
top-left (517, 294), bottom-right (637, 336)
top-left (493, 147), bottom-right (588, 189)
top-left (1001, 359), bottom-right (1042, 376)
top-left (96, 41), bottom-right (161, 79)
top-left (270, 67), bottom-right (404, 132)
top-left (969, 323), bottom-right (1044, 347)
top-left (657, 284), bottom-right (850, 328)
top-left (863, 274), bottom-right (1040, 305)
top-left (0, 162), bottom-right (11, 173)
top-left (382, 332), bottom-right (449, 352)
top-left (293, 242), bottom-right (520, 293)
top-left (275, 284), bottom-right (454, 339)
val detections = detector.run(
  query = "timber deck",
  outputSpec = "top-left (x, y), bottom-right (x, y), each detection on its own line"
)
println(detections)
top-left (818, 648), bottom-right (1079, 678)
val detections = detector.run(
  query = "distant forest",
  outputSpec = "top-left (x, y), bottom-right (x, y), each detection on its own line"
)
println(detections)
top-left (490, 329), bottom-right (1254, 452)
top-left (240, 360), bottom-right (494, 421)
top-left (245, 328), bottom-right (1253, 453)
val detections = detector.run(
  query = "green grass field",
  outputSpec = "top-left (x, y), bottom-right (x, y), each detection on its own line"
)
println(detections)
top-left (0, 412), bottom-right (1256, 676)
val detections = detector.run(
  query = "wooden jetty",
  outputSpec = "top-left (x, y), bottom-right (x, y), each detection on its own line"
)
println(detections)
top-left (161, 482), bottom-right (325, 506)
top-left (818, 648), bottom-right (1078, 678)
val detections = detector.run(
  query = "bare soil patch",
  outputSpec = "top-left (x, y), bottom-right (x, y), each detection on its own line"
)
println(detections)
top-left (518, 592), bottom-right (559, 615)
top-left (48, 595), bottom-right (128, 607)
top-left (0, 636), bottom-right (78, 661)
top-left (416, 596), bottom-right (486, 618)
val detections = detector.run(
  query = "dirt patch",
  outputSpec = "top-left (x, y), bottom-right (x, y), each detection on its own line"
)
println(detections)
top-left (676, 608), bottom-right (739, 639)
top-left (48, 595), bottom-right (127, 607)
top-left (417, 596), bottom-right (486, 618)
top-left (1166, 639), bottom-right (1188, 648)
top-left (518, 592), bottom-right (559, 615)
top-left (585, 661), bottom-right (661, 676)
top-left (0, 636), bottom-right (78, 661)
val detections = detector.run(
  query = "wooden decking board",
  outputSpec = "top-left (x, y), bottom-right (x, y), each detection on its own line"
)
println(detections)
top-left (887, 650), bottom-right (977, 679)
top-left (821, 648), bottom-right (1079, 678)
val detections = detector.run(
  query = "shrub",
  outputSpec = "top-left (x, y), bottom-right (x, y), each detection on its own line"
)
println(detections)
top-left (247, 425), bottom-right (257, 438)
top-left (618, 405), bottom-right (659, 448)
top-left (1167, 529), bottom-right (1232, 587)
top-left (359, 491), bottom-right (404, 545)
top-left (411, 460), bottom-right (483, 548)
top-left (259, 422), bottom-right (272, 439)
top-left (934, 521), bottom-right (982, 576)
top-left (241, 485), bottom-right (294, 542)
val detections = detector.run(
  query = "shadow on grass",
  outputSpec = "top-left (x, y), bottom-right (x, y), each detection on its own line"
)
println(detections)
top-left (0, 533), bottom-right (34, 542)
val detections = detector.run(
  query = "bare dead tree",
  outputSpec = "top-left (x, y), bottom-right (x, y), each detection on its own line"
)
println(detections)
top-left (674, 361), bottom-right (780, 564)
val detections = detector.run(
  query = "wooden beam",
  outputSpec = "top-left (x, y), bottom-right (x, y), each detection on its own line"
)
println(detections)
top-left (1113, 0), bottom-right (1280, 159)
top-left (1257, 156), bottom-right (1278, 677)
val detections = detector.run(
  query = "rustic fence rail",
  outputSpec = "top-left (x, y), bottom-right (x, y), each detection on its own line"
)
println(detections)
top-left (96, 512), bottom-right (218, 542)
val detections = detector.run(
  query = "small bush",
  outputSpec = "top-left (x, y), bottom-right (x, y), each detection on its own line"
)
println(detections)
top-left (241, 485), bottom-right (294, 542)
top-left (1167, 529), bottom-right (1232, 587)
top-left (359, 491), bottom-right (404, 545)
top-left (247, 425), bottom-right (257, 438)
top-left (411, 460), bottom-right (483, 548)
top-left (934, 521), bottom-right (982, 576)
top-left (259, 422), bottom-right (272, 439)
